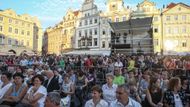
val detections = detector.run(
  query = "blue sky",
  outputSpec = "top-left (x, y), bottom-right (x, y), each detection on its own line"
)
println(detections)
top-left (0, 0), bottom-right (190, 30)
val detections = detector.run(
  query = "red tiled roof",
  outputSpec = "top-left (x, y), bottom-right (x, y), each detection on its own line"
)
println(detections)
top-left (73, 11), bottom-right (79, 16)
top-left (167, 3), bottom-right (177, 9)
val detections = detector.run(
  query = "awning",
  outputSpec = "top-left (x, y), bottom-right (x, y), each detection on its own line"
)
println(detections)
top-left (63, 50), bottom-right (111, 56)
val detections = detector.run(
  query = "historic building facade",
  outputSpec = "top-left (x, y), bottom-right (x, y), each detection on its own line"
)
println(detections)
top-left (0, 9), bottom-right (42, 55)
top-left (75, 0), bottom-right (102, 50)
top-left (161, 3), bottom-right (190, 54)
top-left (46, 9), bottom-right (79, 54)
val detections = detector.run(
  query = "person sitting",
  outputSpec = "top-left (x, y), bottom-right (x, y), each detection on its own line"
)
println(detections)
top-left (85, 85), bottom-right (108, 107)
top-left (43, 70), bottom-right (60, 92)
top-left (1, 73), bottom-right (28, 107)
top-left (0, 72), bottom-right (12, 101)
top-left (60, 73), bottom-right (75, 107)
top-left (45, 92), bottom-right (61, 107)
top-left (143, 77), bottom-right (163, 107)
top-left (110, 84), bottom-right (141, 107)
top-left (18, 74), bottom-right (47, 107)
top-left (113, 68), bottom-right (125, 85)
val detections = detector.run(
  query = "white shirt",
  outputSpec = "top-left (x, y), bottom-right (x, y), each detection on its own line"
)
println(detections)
top-left (102, 83), bottom-right (117, 104)
top-left (0, 82), bottom-right (12, 99)
top-left (27, 85), bottom-right (47, 107)
top-left (114, 62), bottom-right (123, 68)
top-left (174, 94), bottom-right (183, 107)
top-left (85, 99), bottom-right (108, 107)
top-left (110, 97), bottom-right (141, 107)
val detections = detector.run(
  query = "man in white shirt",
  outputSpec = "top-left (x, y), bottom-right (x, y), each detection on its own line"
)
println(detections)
top-left (110, 84), bottom-right (141, 107)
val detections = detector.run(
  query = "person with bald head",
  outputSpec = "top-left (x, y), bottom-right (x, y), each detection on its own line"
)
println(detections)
top-left (43, 70), bottom-right (60, 92)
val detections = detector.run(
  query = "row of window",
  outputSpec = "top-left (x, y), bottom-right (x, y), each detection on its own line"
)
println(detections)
top-left (0, 17), bottom-right (31, 27)
top-left (78, 28), bottom-right (108, 37)
top-left (0, 26), bottom-right (30, 36)
top-left (154, 39), bottom-right (187, 47)
top-left (166, 15), bottom-right (187, 21)
top-left (166, 26), bottom-right (188, 34)
top-left (78, 38), bottom-right (98, 47)
top-left (112, 16), bottom-right (127, 22)
top-left (79, 18), bottom-right (98, 26)
top-left (0, 36), bottom-right (30, 46)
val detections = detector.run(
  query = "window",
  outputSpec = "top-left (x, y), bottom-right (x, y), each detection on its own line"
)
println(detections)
top-left (90, 19), bottom-right (92, 24)
top-left (21, 40), bottom-right (24, 46)
top-left (102, 41), bottom-right (105, 48)
top-left (166, 27), bottom-right (171, 34)
top-left (27, 24), bottom-right (30, 27)
top-left (166, 16), bottom-right (170, 21)
top-left (15, 29), bottom-right (18, 34)
top-left (85, 20), bottom-right (88, 25)
top-left (154, 39), bottom-right (159, 46)
top-left (123, 17), bottom-right (126, 21)
top-left (94, 38), bottom-right (97, 46)
top-left (9, 19), bottom-right (12, 23)
top-left (22, 22), bottom-right (25, 26)
top-left (182, 15), bottom-right (186, 20)
top-left (27, 31), bottom-right (30, 36)
top-left (82, 40), bottom-right (85, 46)
top-left (102, 29), bottom-right (106, 35)
top-left (87, 39), bottom-right (92, 46)
top-left (15, 20), bottom-right (18, 24)
top-left (94, 28), bottom-right (97, 35)
top-left (0, 35), bottom-right (4, 44)
top-left (21, 30), bottom-right (24, 35)
top-left (94, 19), bottom-right (97, 23)
top-left (182, 41), bottom-right (187, 47)
top-left (8, 38), bottom-right (11, 45)
top-left (154, 17), bottom-right (158, 21)
top-left (79, 22), bottom-right (82, 26)
top-left (27, 41), bottom-right (29, 46)
top-left (9, 27), bottom-right (12, 33)
top-left (79, 31), bottom-right (81, 37)
top-left (78, 40), bottom-right (81, 47)
top-left (154, 27), bottom-right (158, 33)
top-left (174, 15), bottom-right (178, 20)
top-left (102, 20), bottom-right (105, 24)
top-left (182, 27), bottom-right (186, 33)
top-left (85, 30), bottom-right (87, 36)
top-left (0, 17), bottom-right (3, 21)
top-left (15, 40), bottom-right (18, 45)
top-left (0, 26), bottom-right (3, 31)
top-left (116, 18), bottom-right (119, 22)
top-left (116, 37), bottom-right (120, 43)
top-left (173, 27), bottom-right (179, 34)
top-left (123, 37), bottom-right (127, 43)
top-left (89, 29), bottom-right (92, 35)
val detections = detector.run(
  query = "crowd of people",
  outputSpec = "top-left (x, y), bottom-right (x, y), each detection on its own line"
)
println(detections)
top-left (0, 54), bottom-right (189, 107)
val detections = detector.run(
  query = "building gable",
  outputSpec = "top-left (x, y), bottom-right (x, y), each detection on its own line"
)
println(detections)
top-left (163, 3), bottom-right (190, 14)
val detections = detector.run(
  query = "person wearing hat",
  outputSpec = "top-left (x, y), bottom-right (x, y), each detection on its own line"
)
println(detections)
top-left (1, 73), bottom-right (28, 106)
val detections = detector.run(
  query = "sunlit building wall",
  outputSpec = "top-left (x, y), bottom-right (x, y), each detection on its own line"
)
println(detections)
top-left (46, 9), bottom-right (79, 55)
top-left (0, 9), bottom-right (42, 54)
top-left (162, 3), bottom-right (190, 54)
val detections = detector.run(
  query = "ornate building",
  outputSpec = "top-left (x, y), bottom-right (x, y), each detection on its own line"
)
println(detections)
top-left (162, 3), bottom-right (190, 54)
top-left (75, 0), bottom-right (101, 49)
top-left (104, 0), bottom-right (132, 22)
top-left (46, 9), bottom-right (79, 54)
top-left (0, 9), bottom-right (42, 55)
